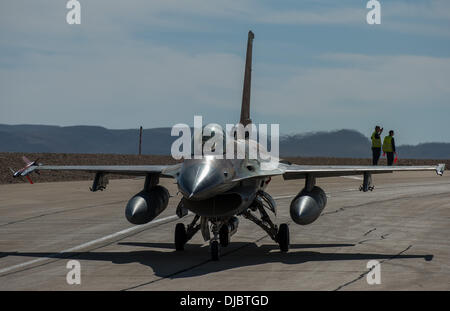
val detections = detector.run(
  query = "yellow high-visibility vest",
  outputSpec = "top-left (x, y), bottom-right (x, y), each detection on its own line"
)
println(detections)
top-left (371, 131), bottom-right (381, 148)
top-left (383, 136), bottom-right (393, 152)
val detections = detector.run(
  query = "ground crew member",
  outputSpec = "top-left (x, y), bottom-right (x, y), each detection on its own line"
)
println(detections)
top-left (383, 130), bottom-right (396, 166)
top-left (371, 125), bottom-right (383, 165)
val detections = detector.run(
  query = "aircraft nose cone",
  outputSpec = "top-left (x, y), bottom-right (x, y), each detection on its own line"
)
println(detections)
top-left (178, 162), bottom-right (224, 200)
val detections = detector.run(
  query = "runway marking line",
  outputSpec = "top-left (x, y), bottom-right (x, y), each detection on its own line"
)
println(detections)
top-left (0, 214), bottom-right (180, 275)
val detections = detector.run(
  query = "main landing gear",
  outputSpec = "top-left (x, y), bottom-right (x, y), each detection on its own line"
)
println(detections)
top-left (241, 201), bottom-right (290, 253)
top-left (174, 192), bottom-right (289, 260)
top-left (174, 215), bottom-right (200, 251)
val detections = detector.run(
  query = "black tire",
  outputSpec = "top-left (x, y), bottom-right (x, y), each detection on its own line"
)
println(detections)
top-left (219, 225), bottom-right (230, 247)
top-left (211, 240), bottom-right (220, 261)
top-left (175, 223), bottom-right (187, 251)
top-left (277, 223), bottom-right (290, 252)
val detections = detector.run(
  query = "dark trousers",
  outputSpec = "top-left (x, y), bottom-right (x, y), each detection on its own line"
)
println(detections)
top-left (386, 152), bottom-right (394, 166)
top-left (372, 147), bottom-right (381, 165)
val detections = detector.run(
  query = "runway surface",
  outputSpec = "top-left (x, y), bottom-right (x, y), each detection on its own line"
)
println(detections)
top-left (0, 171), bottom-right (449, 290)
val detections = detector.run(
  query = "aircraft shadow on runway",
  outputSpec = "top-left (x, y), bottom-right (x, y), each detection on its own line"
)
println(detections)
top-left (0, 242), bottom-right (433, 279)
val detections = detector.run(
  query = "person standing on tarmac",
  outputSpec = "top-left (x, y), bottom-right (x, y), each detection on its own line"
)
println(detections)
top-left (371, 125), bottom-right (383, 165)
top-left (383, 130), bottom-right (396, 166)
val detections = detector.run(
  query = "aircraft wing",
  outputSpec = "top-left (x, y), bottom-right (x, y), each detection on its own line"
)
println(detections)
top-left (21, 164), bottom-right (181, 178)
top-left (280, 163), bottom-right (445, 180)
top-left (231, 162), bottom-right (445, 184)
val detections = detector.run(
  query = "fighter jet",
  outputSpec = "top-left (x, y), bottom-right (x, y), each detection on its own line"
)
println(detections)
top-left (13, 31), bottom-right (445, 260)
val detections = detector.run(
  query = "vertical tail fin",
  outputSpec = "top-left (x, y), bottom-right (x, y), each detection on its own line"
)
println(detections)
top-left (240, 30), bottom-right (254, 127)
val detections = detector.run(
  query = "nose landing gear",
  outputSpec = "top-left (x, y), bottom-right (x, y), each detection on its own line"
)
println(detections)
top-left (209, 221), bottom-right (222, 261)
top-left (174, 216), bottom-right (238, 261)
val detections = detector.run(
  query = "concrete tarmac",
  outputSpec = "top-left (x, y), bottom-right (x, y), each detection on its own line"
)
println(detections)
top-left (0, 171), bottom-right (449, 290)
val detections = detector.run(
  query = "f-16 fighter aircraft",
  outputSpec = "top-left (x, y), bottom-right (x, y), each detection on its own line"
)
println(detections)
top-left (13, 31), bottom-right (445, 260)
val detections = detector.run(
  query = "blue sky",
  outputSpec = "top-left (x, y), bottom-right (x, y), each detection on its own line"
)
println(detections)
top-left (1, 0), bottom-right (449, 145)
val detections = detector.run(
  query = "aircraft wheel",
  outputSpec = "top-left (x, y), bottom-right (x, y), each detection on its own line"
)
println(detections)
top-left (211, 240), bottom-right (220, 261)
top-left (219, 225), bottom-right (230, 247)
top-left (175, 223), bottom-right (187, 251)
top-left (277, 223), bottom-right (290, 252)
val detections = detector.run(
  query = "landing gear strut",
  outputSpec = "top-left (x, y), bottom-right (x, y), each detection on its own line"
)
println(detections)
top-left (241, 201), bottom-right (290, 253)
top-left (209, 221), bottom-right (221, 261)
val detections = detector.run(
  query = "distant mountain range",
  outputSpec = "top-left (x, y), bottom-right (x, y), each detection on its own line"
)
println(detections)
top-left (1, 124), bottom-right (449, 159)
